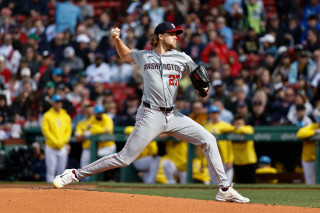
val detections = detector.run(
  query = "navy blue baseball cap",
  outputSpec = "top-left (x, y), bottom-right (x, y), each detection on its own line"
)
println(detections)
top-left (154, 22), bottom-right (183, 35)
top-left (94, 105), bottom-right (105, 114)
top-left (51, 94), bottom-right (63, 102)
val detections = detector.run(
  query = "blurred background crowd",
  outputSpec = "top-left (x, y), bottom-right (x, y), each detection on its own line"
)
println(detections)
top-left (0, 0), bottom-right (319, 184)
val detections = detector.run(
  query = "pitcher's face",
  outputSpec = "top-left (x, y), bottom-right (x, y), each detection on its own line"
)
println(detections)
top-left (162, 32), bottom-right (177, 50)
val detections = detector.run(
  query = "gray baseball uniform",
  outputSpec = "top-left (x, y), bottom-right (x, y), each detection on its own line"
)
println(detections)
top-left (75, 49), bottom-right (229, 188)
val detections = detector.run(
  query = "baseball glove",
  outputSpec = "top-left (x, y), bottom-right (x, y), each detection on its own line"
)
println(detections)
top-left (190, 65), bottom-right (210, 97)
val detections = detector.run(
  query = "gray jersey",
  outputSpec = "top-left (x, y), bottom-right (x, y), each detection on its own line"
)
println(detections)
top-left (132, 49), bottom-right (198, 107)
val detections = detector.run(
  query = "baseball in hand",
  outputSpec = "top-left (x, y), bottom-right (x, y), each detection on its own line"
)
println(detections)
top-left (111, 28), bottom-right (120, 37)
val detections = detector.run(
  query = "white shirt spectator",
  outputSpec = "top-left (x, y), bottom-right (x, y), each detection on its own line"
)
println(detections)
top-left (86, 62), bottom-right (111, 84)
top-left (119, 63), bottom-right (134, 83)
top-left (287, 102), bottom-right (313, 124)
top-left (0, 45), bottom-right (21, 74)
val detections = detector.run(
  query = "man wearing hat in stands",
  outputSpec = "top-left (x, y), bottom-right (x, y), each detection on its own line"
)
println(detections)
top-left (41, 94), bottom-right (72, 183)
top-left (289, 49), bottom-right (314, 84)
top-left (211, 79), bottom-right (232, 110)
top-left (18, 67), bottom-right (37, 94)
top-left (59, 46), bottom-right (84, 80)
top-left (86, 52), bottom-right (110, 84)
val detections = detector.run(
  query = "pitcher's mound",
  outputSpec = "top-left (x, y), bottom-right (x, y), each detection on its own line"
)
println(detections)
top-left (0, 188), bottom-right (315, 213)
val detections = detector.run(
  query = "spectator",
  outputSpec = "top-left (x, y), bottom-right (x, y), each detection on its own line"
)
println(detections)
top-left (201, 30), bottom-right (229, 64)
top-left (270, 84), bottom-right (293, 125)
top-left (146, 0), bottom-right (164, 28)
top-left (28, 142), bottom-right (46, 181)
top-left (41, 81), bottom-right (55, 113)
top-left (23, 0), bottom-right (49, 16)
top-left (213, 100), bottom-right (234, 124)
top-left (272, 51), bottom-right (291, 82)
top-left (0, 54), bottom-right (11, 84)
top-left (289, 50), bottom-right (314, 84)
top-left (117, 94), bottom-right (140, 126)
top-left (304, 29), bottom-right (320, 53)
top-left (25, 46), bottom-right (40, 77)
top-left (301, 0), bottom-right (320, 29)
top-left (296, 116), bottom-right (320, 184)
top-left (38, 50), bottom-right (55, 89)
top-left (290, 104), bottom-right (313, 127)
top-left (255, 155), bottom-right (278, 183)
top-left (188, 101), bottom-right (208, 126)
top-left (242, 0), bottom-right (266, 35)
top-left (89, 104), bottom-right (116, 158)
top-left (77, 0), bottom-right (94, 21)
top-left (185, 33), bottom-right (205, 64)
top-left (158, 134), bottom-right (188, 184)
top-left (0, 33), bottom-right (22, 74)
top-left (287, 93), bottom-right (313, 125)
top-left (23, 109), bottom-right (39, 128)
top-left (59, 46), bottom-right (84, 79)
top-left (86, 52), bottom-right (110, 84)
top-left (84, 16), bottom-right (100, 43)
top-left (41, 94), bottom-right (72, 183)
top-left (163, 1), bottom-right (184, 26)
top-left (55, 0), bottom-right (81, 34)
top-left (50, 32), bottom-right (66, 66)
top-left (0, 7), bottom-right (15, 35)
top-left (248, 91), bottom-right (272, 126)
top-left (211, 79), bottom-right (232, 110)
top-left (204, 105), bottom-right (234, 184)
top-left (216, 16), bottom-right (233, 49)
top-left (284, 14), bottom-right (302, 45)
top-left (235, 101), bottom-right (253, 124)
top-left (0, 94), bottom-right (11, 124)
top-left (232, 115), bottom-right (257, 183)
top-left (66, 82), bottom-right (84, 107)
top-left (225, 0), bottom-right (243, 33)
top-left (238, 27), bottom-right (260, 57)
top-left (56, 83), bottom-right (74, 116)
top-left (259, 34), bottom-right (278, 59)
top-left (74, 104), bottom-right (94, 167)
top-left (266, 15), bottom-right (284, 47)
top-left (228, 50), bottom-right (242, 78)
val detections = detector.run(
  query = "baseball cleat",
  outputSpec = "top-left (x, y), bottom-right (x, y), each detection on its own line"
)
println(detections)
top-left (53, 169), bottom-right (79, 188)
top-left (215, 186), bottom-right (250, 203)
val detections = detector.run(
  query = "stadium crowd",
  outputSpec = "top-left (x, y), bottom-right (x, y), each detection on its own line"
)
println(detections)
top-left (0, 0), bottom-right (319, 184)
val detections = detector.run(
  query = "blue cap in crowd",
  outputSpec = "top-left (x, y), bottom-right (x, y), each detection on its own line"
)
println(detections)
top-left (259, 155), bottom-right (271, 164)
top-left (209, 105), bottom-right (220, 113)
top-left (317, 115), bottom-right (320, 122)
top-left (94, 105), bottom-right (105, 114)
top-left (53, 68), bottom-right (63, 76)
top-left (51, 94), bottom-right (63, 102)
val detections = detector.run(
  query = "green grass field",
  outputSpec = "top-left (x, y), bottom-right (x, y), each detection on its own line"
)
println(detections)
top-left (91, 183), bottom-right (320, 208)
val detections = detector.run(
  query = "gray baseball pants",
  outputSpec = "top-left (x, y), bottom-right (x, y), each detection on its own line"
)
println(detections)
top-left (75, 104), bottom-right (230, 188)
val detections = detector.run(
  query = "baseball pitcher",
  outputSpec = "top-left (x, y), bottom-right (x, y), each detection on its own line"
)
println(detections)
top-left (53, 22), bottom-right (249, 203)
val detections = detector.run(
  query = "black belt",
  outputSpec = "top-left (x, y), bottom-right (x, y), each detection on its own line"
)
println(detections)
top-left (143, 101), bottom-right (174, 113)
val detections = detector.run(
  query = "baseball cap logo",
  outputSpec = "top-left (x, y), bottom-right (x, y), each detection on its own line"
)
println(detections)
top-left (171, 24), bottom-right (176, 29)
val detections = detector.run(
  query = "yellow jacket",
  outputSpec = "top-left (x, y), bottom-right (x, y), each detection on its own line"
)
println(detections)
top-left (297, 124), bottom-right (318, 162)
top-left (41, 108), bottom-right (72, 149)
top-left (75, 118), bottom-right (91, 149)
top-left (232, 125), bottom-right (257, 165)
top-left (204, 121), bottom-right (234, 164)
top-left (189, 112), bottom-right (208, 126)
top-left (192, 156), bottom-right (211, 183)
top-left (165, 141), bottom-right (188, 172)
top-left (89, 114), bottom-right (115, 148)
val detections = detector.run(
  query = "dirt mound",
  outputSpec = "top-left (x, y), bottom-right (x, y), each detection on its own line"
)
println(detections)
top-left (0, 188), bottom-right (316, 213)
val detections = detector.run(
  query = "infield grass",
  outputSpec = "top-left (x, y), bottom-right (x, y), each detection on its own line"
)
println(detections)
top-left (92, 183), bottom-right (320, 208)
